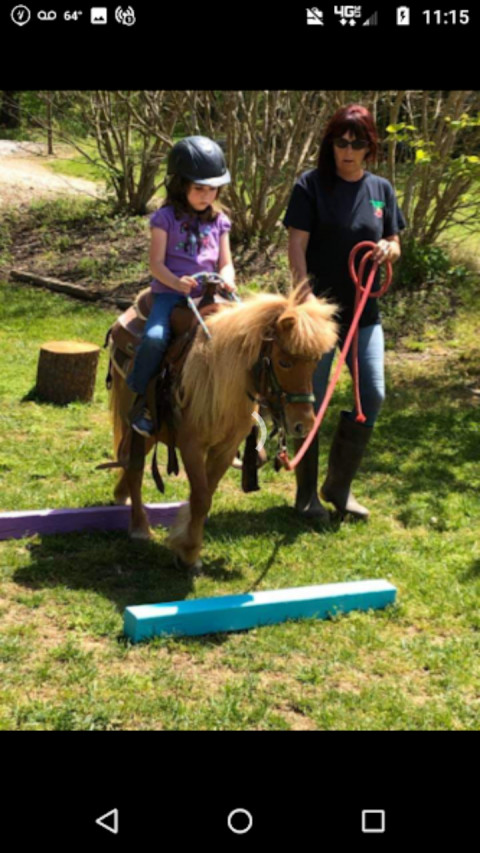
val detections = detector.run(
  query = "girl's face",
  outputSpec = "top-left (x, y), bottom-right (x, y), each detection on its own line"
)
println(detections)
top-left (187, 183), bottom-right (218, 211)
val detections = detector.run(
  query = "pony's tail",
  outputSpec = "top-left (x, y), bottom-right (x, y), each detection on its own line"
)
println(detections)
top-left (110, 368), bottom-right (132, 459)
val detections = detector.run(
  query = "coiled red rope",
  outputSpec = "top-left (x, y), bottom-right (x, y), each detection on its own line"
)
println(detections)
top-left (278, 241), bottom-right (393, 471)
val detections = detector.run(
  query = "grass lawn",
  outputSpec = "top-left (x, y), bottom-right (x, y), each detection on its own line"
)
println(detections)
top-left (0, 280), bottom-right (479, 730)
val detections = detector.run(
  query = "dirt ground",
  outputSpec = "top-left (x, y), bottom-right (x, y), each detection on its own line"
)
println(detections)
top-left (0, 140), bottom-right (104, 207)
top-left (0, 141), bottom-right (282, 303)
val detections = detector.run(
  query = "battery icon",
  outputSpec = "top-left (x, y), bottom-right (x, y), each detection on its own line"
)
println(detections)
top-left (396, 6), bottom-right (410, 25)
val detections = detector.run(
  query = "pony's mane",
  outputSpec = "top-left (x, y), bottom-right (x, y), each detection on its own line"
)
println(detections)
top-left (178, 286), bottom-right (338, 439)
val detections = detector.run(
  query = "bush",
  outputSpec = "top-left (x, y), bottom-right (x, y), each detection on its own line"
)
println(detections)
top-left (382, 238), bottom-right (470, 343)
top-left (395, 239), bottom-right (458, 291)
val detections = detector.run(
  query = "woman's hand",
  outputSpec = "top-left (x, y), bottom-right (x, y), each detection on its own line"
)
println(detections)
top-left (372, 240), bottom-right (393, 264)
top-left (372, 238), bottom-right (400, 265)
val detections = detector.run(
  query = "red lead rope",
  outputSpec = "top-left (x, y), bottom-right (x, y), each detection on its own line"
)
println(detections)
top-left (278, 241), bottom-right (393, 471)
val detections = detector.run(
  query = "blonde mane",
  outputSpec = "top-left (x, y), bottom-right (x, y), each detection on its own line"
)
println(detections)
top-left (178, 287), bottom-right (338, 440)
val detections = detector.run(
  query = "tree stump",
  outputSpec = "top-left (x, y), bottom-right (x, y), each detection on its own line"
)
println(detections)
top-left (36, 340), bottom-right (101, 404)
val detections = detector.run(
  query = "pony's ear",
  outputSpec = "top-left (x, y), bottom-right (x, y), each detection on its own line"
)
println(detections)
top-left (277, 312), bottom-right (296, 336)
top-left (291, 279), bottom-right (314, 305)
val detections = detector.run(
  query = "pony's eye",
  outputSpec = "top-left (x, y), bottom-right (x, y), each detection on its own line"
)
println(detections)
top-left (278, 359), bottom-right (293, 369)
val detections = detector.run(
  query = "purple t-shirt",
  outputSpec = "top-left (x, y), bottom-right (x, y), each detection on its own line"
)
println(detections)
top-left (149, 205), bottom-right (232, 297)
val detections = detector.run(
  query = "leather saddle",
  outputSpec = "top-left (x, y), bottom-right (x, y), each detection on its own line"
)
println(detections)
top-left (106, 284), bottom-right (225, 383)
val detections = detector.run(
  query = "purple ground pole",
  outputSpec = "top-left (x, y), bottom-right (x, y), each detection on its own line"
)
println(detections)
top-left (0, 502), bottom-right (185, 540)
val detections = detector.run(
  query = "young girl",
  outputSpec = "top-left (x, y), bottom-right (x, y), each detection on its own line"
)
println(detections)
top-left (127, 135), bottom-right (236, 436)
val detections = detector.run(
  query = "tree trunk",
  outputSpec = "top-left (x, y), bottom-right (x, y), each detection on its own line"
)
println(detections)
top-left (46, 97), bottom-right (54, 155)
top-left (36, 341), bottom-right (101, 404)
top-left (0, 91), bottom-right (21, 128)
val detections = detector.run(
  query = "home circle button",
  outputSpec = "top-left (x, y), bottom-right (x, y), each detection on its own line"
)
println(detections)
top-left (227, 808), bottom-right (253, 835)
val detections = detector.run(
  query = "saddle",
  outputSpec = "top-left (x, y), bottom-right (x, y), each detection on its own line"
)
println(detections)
top-left (106, 285), bottom-right (222, 384)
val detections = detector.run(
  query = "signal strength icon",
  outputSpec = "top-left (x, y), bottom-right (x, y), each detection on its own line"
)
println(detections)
top-left (362, 11), bottom-right (378, 25)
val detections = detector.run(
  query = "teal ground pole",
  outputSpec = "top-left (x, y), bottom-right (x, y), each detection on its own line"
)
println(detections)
top-left (124, 579), bottom-right (397, 642)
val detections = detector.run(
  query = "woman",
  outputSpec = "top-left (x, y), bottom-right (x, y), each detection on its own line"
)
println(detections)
top-left (283, 103), bottom-right (406, 521)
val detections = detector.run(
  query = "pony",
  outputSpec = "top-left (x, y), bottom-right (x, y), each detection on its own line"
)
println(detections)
top-left (108, 283), bottom-right (338, 568)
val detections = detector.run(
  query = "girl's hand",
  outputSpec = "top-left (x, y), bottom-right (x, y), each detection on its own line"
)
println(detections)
top-left (372, 240), bottom-right (393, 265)
top-left (220, 280), bottom-right (237, 294)
top-left (176, 276), bottom-right (198, 294)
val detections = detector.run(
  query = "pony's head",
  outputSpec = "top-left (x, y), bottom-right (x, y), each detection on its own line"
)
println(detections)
top-left (263, 282), bottom-right (338, 437)
top-left (179, 282), bottom-right (338, 441)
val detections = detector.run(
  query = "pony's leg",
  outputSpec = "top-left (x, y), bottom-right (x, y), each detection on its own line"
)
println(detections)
top-left (206, 440), bottom-right (241, 495)
top-left (126, 432), bottom-right (151, 540)
top-left (168, 435), bottom-right (210, 568)
top-left (113, 470), bottom-right (131, 505)
top-left (110, 366), bottom-right (135, 506)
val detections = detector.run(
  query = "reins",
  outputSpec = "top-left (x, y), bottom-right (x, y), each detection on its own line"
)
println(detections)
top-left (277, 241), bottom-right (393, 471)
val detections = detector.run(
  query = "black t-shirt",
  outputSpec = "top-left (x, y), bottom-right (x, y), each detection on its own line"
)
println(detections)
top-left (283, 169), bottom-right (406, 335)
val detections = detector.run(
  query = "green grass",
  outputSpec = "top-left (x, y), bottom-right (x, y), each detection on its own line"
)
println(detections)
top-left (43, 135), bottom-right (169, 191)
top-left (47, 158), bottom-right (105, 183)
top-left (0, 281), bottom-right (479, 730)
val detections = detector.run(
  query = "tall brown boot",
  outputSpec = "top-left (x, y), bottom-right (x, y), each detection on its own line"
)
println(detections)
top-left (294, 435), bottom-right (330, 522)
top-left (320, 411), bottom-right (373, 519)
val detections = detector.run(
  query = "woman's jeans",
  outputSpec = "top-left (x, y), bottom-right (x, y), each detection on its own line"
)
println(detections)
top-left (126, 292), bottom-right (185, 396)
top-left (313, 323), bottom-right (385, 428)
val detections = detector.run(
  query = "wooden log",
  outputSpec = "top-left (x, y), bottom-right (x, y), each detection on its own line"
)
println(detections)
top-left (11, 270), bottom-right (135, 310)
top-left (36, 340), bottom-right (101, 403)
top-left (124, 579), bottom-right (398, 642)
top-left (0, 502), bottom-right (185, 540)
top-left (11, 270), bottom-right (100, 301)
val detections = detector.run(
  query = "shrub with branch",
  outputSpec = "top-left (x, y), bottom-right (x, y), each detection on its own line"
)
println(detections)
top-left (384, 90), bottom-right (480, 244)
top-left (38, 91), bottom-right (188, 214)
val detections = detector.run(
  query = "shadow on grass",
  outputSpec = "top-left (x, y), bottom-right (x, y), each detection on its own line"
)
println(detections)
top-left (11, 504), bottom-right (339, 619)
top-left (206, 504), bottom-right (341, 589)
top-left (459, 559), bottom-right (480, 583)
top-left (206, 504), bottom-right (339, 542)
top-left (20, 385), bottom-right (81, 406)
top-left (13, 531), bottom-right (197, 613)
top-left (359, 397), bottom-right (479, 497)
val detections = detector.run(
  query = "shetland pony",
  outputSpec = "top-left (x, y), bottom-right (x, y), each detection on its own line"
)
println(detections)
top-left (109, 283), bottom-right (338, 568)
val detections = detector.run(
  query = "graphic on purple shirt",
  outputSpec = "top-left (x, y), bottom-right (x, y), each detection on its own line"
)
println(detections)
top-left (149, 205), bottom-right (232, 297)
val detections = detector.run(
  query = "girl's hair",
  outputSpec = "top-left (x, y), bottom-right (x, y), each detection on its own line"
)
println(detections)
top-left (162, 174), bottom-right (227, 221)
top-left (317, 103), bottom-right (378, 189)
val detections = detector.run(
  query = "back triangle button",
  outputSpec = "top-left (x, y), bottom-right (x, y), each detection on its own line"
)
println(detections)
top-left (95, 808), bottom-right (119, 835)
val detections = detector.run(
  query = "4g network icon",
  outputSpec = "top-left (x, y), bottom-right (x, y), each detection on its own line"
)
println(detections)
top-left (334, 5), bottom-right (362, 25)
top-left (306, 6), bottom-right (367, 27)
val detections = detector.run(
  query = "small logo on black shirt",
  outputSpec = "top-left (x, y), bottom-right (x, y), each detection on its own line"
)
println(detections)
top-left (370, 200), bottom-right (385, 218)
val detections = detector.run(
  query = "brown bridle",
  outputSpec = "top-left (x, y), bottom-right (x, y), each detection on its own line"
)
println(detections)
top-left (247, 336), bottom-right (317, 439)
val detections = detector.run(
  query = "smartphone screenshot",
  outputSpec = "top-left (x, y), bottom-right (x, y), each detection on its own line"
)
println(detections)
top-left (1, 4), bottom-right (478, 846)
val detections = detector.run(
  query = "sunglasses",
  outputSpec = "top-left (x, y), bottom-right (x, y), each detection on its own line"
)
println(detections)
top-left (333, 138), bottom-right (369, 150)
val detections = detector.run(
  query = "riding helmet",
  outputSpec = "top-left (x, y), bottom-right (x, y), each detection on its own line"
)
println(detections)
top-left (167, 136), bottom-right (231, 187)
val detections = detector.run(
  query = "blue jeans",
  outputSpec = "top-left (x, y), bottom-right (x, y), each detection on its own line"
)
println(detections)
top-left (126, 292), bottom-right (185, 395)
top-left (313, 323), bottom-right (385, 428)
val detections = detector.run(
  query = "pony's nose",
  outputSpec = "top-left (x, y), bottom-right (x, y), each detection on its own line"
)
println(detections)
top-left (293, 422), bottom-right (306, 437)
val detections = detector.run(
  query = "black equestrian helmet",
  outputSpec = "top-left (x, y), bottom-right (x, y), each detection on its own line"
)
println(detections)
top-left (167, 136), bottom-right (231, 187)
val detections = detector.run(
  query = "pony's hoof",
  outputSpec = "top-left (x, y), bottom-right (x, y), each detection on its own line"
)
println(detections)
top-left (114, 496), bottom-right (131, 506)
top-left (173, 554), bottom-right (203, 573)
top-left (129, 527), bottom-right (151, 541)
